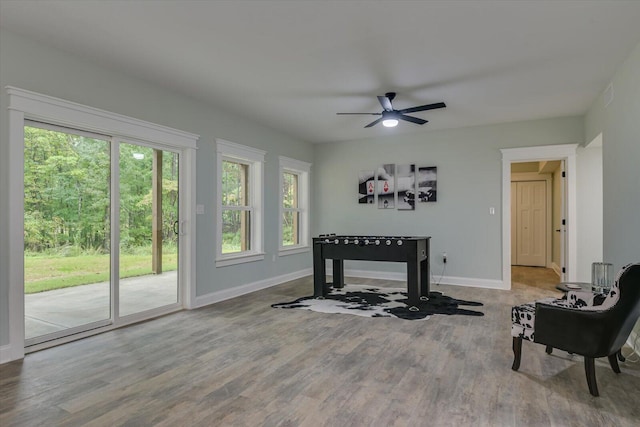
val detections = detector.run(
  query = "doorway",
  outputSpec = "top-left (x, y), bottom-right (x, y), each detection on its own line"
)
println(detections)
top-left (23, 123), bottom-right (181, 347)
top-left (501, 144), bottom-right (579, 288)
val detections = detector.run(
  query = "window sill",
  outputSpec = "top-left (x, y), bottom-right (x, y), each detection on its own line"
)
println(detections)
top-left (278, 246), bottom-right (310, 257)
top-left (216, 252), bottom-right (265, 267)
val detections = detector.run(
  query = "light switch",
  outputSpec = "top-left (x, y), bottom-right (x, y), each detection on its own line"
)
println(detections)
top-left (196, 204), bottom-right (205, 215)
top-left (489, 207), bottom-right (495, 215)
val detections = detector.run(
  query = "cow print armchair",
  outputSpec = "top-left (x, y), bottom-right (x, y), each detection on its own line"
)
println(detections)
top-left (511, 263), bottom-right (640, 396)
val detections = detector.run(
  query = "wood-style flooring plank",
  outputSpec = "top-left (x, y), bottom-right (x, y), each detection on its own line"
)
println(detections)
top-left (1, 274), bottom-right (639, 426)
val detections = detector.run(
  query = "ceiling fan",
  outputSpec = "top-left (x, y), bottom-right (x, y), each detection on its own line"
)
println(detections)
top-left (337, 92), bottom-right (446, 128)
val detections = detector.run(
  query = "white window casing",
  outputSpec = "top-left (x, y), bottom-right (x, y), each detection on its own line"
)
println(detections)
top-left (278, 156), bottom-right (311, 256)
top-left (216, 139), bottom-right (266, 267)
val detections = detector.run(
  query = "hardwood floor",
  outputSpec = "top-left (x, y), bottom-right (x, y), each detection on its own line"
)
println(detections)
top-left (511, 265), bottom-right (561, 293)
top-left (1, 275), bottom-right (639, 426)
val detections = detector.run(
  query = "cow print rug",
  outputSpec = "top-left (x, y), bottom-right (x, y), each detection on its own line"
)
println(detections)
top-left (271, 284), bottom-right (484, 320)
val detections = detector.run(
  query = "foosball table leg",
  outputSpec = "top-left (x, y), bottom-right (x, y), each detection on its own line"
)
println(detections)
top-left (332, 259), bottom-right (344, 289)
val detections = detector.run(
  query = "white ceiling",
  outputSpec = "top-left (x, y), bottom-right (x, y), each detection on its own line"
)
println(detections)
top-left (2, 1), bottom-right (640, 143)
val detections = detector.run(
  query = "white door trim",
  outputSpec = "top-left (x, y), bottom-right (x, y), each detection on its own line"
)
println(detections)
top-left (501, 144), bottom-right (578, 289)
top-left (6, 105), bottom-right (26, 362)
top-left (4, 87), bottom-right (199, 362)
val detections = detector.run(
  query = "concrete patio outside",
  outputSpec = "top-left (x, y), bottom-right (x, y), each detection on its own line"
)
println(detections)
top-left (25, 271), bottom-right (178, 339)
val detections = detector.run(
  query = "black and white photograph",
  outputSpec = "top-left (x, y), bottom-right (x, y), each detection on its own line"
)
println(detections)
top-left (396, 164), bottom-right (416, 210)
top-left (377, 164), bottom-right (395, 209)
top-left (358, 170), bottom-right (375, 204)
top-left (417, 166), bottom-right (438, 202)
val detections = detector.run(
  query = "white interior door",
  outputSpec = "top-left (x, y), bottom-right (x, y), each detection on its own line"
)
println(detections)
top-left (515, 180), bottom-right (547, 267)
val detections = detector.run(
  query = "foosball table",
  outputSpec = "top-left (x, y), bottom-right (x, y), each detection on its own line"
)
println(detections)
top-left (313, 235), bottom-right (431, 310)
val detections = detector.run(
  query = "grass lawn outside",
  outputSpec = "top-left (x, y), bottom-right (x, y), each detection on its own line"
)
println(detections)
top-left (25, 253), bottom-right (178, 294)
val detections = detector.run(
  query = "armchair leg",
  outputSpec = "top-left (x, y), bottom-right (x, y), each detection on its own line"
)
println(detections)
top-left (584, 357), bottom-right (599, 397)
top-left (512, 337), bottom-right (522, 371)
top-left (608, 354), bottom-right (621, 374)
top-left (545, 345), bottom-right (553, 354)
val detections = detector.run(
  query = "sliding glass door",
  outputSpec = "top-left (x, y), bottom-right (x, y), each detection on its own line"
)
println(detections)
top-left (118, 143), bottom-right (179, 317)
top-left (24, 123), bottom-right (112, 343)
top-left (24, 123), bottom-right (181, 346)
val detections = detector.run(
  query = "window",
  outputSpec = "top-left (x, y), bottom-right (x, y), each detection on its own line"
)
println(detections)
top-left (279, 156), bottom-right (311, 255)
top-left (216, 139), bottom-right (265, 266)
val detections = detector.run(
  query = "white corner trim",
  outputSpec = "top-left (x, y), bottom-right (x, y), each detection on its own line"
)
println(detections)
top-left (194, 268), bottom-right (312, 308)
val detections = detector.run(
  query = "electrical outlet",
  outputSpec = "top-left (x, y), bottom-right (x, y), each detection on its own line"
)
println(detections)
top-left (442, 252), bottom-right (447, 264)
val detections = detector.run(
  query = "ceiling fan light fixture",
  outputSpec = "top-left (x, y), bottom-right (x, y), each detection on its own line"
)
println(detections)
top-left (382, 118), bottom-right (398, 128)
top-left (337, 93), bottom-right (445, 128)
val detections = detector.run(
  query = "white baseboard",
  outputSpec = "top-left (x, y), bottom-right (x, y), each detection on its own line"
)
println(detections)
top-left (0, 344), bottom-right (15, 364)
top-left (551, 262), bottom-right (562, 277)
top-left (438, 275), bottom-right (506, 290)
top-left (194, 268), bottom-right (312, 308)
top-left (329, 268), bottom-right (506, 290)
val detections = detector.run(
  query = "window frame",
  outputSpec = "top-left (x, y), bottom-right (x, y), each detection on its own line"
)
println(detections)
top-left (278, 156), bottom-right (311, 256)
top-left (216, 139), bottom-right (265, 267)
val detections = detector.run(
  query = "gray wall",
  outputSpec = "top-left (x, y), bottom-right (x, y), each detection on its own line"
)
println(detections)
top-left (313, 117), bottom-right (584, 281)
top-left (585, 40), bottom-right (640, 340)
top-left (585, 40), bottom-right (640, 269)
top-left (0, 29), bottom-right (314, 347)
top-left (575, 144), bottom-right (603, 282)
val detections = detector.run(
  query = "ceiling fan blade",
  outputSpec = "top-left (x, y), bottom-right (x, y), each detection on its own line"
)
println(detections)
top-left (365, 117), bottom-right (384, 128)
top-left (398, 114), bottom-right (427, 125)
top-left (377, 95), bottom-right (394, 112)
top-left (399, 102), bottom-right (446, 114)
top-left (336, 112), bottom-right (382, 115)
